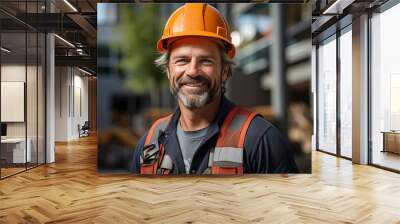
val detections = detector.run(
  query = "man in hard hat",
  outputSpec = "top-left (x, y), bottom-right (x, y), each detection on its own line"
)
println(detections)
top-left (131, 3), bottom-right (298, 174)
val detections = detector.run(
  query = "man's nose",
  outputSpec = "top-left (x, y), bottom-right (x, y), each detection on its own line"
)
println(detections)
top-left (186, 59), bottom-right (200, 76)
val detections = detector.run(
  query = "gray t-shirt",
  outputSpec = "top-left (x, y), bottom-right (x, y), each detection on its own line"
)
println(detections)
top-left (176, 122), bottom-right (209, 174)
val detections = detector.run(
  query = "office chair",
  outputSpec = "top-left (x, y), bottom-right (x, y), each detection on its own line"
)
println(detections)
top-left (79, 121), bottom-right (90, 138)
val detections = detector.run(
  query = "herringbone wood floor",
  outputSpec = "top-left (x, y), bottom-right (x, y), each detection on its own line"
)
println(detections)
top-left (1, 135), bottom-right (400, 223)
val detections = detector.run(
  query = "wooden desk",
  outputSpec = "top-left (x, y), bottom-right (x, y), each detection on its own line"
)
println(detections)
top-left (1, 138), bottom-right (31, 163)
top-left (381, 131), bottom-right (400, 154)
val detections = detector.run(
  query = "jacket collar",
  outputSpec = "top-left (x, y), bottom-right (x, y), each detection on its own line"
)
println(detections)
top-left (161, 96), bottom-right (236, 173)
top-left (165, 95), bottom-right (235, 136)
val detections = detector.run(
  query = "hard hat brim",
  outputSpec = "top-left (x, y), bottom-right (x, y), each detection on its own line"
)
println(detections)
top-left (157, 31), bottom-right (236, 58)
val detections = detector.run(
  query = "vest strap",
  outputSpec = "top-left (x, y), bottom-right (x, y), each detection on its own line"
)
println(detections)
top-left (140, 115), bottom-right (172, 174)
top-left (210, 107), bottom-right (258, 175)
top-left (140, 107), bottom-right (258, 175)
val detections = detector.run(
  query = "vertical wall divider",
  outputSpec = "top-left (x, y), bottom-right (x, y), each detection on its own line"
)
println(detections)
top-left (69, 68), bottom-right (71, 118)
top-left (73, 68), bottom-right (75, 119)
top-left (336, 23), bottom-right (341, 157)
top-left (44, 31), bottom-right (47, 165)
top-left (25, 0), bottom-right (28, 171)
top-left (367, 11), bottom-right (373, 165)
top-left (316, 44), bottom-right (319, 151)
top-left (80, 88), bottom-right (82, 117)
top-left (60, 67), bottom-right (62, 117)
top-left (0, 23), bottom-right (2, 179)
top-left (36, 0), bottom-right (39, 168)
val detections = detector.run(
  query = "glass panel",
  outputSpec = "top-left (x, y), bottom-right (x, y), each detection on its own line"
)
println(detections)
top-left (27, 31), bottom-right (38, 169)
top-left (371, 3), bottom-right (400, 171)
top-left (317, 36), bottom-right (337, 154)
top-left (339, 28), bottom-right (352, 158)
top-left (1, 30), bottom-right (27, 177)
top-left (26, 0), bottom-right (39, 170)
top-left (0, 1), bottom-right (46, 178)
top-left (38, 32), bottom-right (45, 165)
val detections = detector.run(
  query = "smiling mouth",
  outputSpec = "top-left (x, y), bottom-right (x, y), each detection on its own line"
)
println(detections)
top-left (181, 82), bottom-right (206, 87)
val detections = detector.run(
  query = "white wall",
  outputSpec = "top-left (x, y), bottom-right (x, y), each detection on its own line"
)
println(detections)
top-left (1, 65), bottom-right (26, 145)
top-left (1, 64), bottom-right (45, 164)
top-left (55, 67), bottom-right (69, 141)
top-left (1, 65), bottom-right (26, 81)
top-left (1, 65), bottom-right (29, 138)
top-left (72, 73), bottom-right (89, 138)
top-left (55, 67), bottom-right (89, 141)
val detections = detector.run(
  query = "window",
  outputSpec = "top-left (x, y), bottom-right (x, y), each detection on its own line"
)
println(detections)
top-left (370, 2), bottom-right (400, 171)
top-left (317, 35), bottom-right (337, 154)
top-left (339, 27), bottom-right (352, 158)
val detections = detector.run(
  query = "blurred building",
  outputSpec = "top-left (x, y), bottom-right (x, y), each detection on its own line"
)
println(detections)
top-left (227, 4), bottom-right (311, 108)
top-left (95, 3), bottom-right (312, 172)
top-left (226, 4), bottom-right (312, 172)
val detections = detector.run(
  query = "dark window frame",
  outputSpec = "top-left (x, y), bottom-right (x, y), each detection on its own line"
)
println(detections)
top-left (315, 17), bottom-right (353, 161)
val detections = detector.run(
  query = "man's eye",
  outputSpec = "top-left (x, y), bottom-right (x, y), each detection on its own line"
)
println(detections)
top-left (202, 59), bottom-right (214, 65)
top-left (175, 59), bottom-right (188, 64)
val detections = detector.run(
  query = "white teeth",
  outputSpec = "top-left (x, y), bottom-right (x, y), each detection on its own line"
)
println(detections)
top-left (185, 83), bottom-right (204, 87)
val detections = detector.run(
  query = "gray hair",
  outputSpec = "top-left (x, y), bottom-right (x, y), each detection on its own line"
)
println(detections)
top-left (154, 44), bottom-right (236, 78)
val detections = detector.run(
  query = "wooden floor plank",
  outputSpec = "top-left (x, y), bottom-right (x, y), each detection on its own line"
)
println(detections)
top-left (0, 135), bottom-right (400, 223)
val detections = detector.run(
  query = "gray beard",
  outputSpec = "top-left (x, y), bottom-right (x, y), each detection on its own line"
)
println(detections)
top-left (177, 90), bottom-right (211, 109)
top-left (170, 84), bottom-right (219, 109)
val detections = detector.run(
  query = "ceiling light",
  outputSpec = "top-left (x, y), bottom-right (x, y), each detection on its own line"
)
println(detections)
top-left (54, 34), bottom-right (75, 48)
top-left (78, 67), bottom-right (93, 76)
top-left (63, 0), bottom-right (78, 12)
top-left (1, 47), bottom-right (11, 53)
top-left (323, 0), bottom-right (354, 15)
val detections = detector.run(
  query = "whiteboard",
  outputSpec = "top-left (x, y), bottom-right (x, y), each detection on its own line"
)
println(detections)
top-left (1, 82), bottom-right (25, 122)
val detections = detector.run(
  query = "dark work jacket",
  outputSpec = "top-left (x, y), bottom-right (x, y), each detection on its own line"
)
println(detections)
top-left (131, 97), bottom-right (298, 174)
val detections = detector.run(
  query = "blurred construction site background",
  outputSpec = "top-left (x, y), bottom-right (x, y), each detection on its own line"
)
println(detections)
top-left (97, 3), bottom-right (312, 173)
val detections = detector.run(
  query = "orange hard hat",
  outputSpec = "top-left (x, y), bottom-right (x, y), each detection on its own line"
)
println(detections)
top-left (157, 3), bottom-right (236, 58)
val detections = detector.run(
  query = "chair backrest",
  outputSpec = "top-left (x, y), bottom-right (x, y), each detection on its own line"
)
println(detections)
top-left (82, 121), bottom-right (90, 129)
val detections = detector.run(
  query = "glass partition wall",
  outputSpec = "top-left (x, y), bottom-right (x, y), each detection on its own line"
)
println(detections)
top-left (0, 1), bottom-right (46, 179)
top-left (339, 26), bottom-right (352, 159)
top-left (315, 0), bottom-right (400, 172)
top-left (316, 25), bottom-right (353, 159)
top-left (370, 2), bottom-right (400, 171)
top-left (317, 35), bottom-right (337, 155)
top-left (0, 30), bottom-right (27, 177)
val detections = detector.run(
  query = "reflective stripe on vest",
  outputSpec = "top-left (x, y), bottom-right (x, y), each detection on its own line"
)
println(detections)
top-left (212, 147), bottom-right (243, 167)
top-left (139, 107), bottom-right (258, 174)
top-left (210, 107), bottom-right (258, 175)
top-left (140, 115), bottom-right (172, 174)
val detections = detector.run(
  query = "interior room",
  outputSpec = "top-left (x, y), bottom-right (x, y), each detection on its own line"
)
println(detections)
top-left (370, 2), bottom-right (400, 171)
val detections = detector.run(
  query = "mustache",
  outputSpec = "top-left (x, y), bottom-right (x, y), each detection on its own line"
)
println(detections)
top-left (177, 75), bottom-right (211, 86)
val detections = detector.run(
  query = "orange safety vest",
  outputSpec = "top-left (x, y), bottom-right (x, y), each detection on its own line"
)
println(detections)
top-left (140, 107), bottom-right (258, 175)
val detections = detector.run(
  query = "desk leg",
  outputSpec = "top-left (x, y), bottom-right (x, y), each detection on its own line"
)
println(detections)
top-left (382, 133), bottom-right (386, 153)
